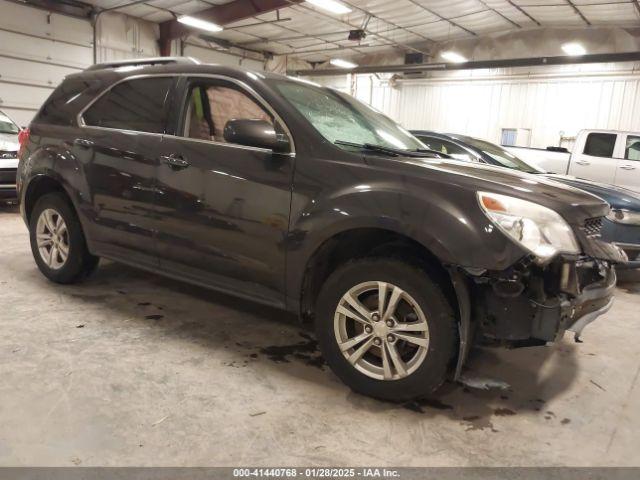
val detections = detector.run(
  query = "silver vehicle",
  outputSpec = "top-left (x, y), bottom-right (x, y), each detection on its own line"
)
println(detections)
top-left (0, 109), bottom-right (20, 201)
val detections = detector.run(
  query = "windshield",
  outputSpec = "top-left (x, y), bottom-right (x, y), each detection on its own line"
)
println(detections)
top-left (0, 112), bottom-right (19, 135)
top-left (456, 135), bottom-right (546, 174)
top-left (272, 79), bottom-right (425, 152)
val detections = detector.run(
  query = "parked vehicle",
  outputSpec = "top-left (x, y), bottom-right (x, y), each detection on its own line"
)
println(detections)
top-left (503, 129), bottom-right (640, 194)
top-left (18, 58), bottom-right (626, 400)
top-left (411, 130), bottom-right (640, 268)
top-left (0, 109), bottom-right (20, 201)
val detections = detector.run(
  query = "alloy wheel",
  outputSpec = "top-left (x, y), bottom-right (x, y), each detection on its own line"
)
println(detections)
top-left (36, 208), bottom-right (69, 270)
top-left (333, 281), bottom-right (430, 381)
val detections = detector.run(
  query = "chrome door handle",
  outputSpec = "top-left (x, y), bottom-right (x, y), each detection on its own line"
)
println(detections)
top-left (160, 154), bottom-right (190, 171)
top-left (620, 164), bottom-right (636, 170)
top-left (74, 138), bottom-right (94, 148)
top-left (575, 160), bottom-right (590, 166)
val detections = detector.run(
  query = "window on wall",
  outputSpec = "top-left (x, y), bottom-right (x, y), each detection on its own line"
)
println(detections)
top-left (501, 129), bottom-right (517, 146)
top-left (83, 77), bottom-right (173, 134)
top-left (625, 135), bottom-right (640, 161)
top-left (583, 133), bottom-right (617, 158)
top-left (183, 82), bottom-right (274, 144)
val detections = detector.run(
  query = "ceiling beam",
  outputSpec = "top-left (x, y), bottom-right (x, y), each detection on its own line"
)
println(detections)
top-left (506, 0), bottom-right (542, 26)
top-left (566, 0), bottom-right (591, 25)
top-left (476, 0), bottom-right (522, 28)
top-left (7, 0), bottom-right (94, 19)
top-left (405, 0), bottom-right (478, 36)
top-left (289, 51), bottom-right (640, 76)
top-left (159, 0), bottom-right (301, 40)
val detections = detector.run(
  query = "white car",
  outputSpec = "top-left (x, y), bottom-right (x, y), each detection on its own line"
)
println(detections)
top-left (0, 109), bottom-right (20, 201)
top-left (505, 129), bottom-right (640, 194)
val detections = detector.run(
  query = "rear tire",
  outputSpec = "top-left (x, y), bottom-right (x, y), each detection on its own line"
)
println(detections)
top-left (29, 192), bottom-right (99, 284)
top-left (315, 258), bottom-right (456, 401)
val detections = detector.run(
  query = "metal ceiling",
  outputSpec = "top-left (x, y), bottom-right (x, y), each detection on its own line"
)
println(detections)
top-left (82, 0), bottom-right (640, 61)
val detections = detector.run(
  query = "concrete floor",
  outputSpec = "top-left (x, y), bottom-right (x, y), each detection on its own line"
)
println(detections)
top-left (1, 202), bottom-right (639, 467)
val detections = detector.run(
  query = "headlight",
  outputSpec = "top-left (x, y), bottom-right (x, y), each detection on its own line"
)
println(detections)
top-left (478, 191), bottom-right (579, 261)
top-left (607, 208), bottom-right (640, 226)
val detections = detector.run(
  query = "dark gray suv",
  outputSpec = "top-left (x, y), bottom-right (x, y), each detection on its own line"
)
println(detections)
top-left (17, 58), bottom-right (626, 400)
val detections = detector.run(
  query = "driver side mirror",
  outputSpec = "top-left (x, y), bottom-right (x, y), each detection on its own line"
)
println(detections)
top-left (223, 119), bottom-right (290, 153)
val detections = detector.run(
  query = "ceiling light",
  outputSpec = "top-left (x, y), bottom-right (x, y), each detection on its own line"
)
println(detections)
top-left (330, 58), bottom-right (358, 69)
top-left (306, 0), bottom-right (352, 15)
top-left (562, 42), bottom-right (586, 56)
top-left (440, 51), bottom-right (467, 63)
top-left (178, 16), bottom-right (223, 33)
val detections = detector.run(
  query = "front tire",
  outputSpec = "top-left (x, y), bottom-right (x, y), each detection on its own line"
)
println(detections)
top-left (315, 258), bottom-right (456, 401)
top-left (29, 192), bottom-right (99, 284)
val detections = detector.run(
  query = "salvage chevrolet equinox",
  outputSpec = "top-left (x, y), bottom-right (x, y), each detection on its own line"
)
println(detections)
top-left (17, 58), bottom-right (626, 400)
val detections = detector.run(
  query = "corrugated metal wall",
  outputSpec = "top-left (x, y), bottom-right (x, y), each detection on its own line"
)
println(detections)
top-left (342, 63), bottom-right (640, 149)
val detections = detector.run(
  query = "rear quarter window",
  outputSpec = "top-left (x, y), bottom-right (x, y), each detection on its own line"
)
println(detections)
top-left (81, 77), bottom-right (173, 134)
top-left (36, 78), bottom-right (94, 126)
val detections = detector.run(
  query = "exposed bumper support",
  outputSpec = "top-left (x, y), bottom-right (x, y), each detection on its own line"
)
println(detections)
top-left (568, 297), bottom-right (614, 342)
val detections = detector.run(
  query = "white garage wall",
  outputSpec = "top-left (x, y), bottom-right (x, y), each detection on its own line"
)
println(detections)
top-left (332, 62), bottom-right (640, 149)
top-left (0, 0), bottom-right (92, 126)
top-left (0, 1), bottom-right (159, 126)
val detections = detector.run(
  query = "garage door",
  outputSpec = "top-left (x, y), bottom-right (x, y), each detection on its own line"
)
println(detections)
top-left (0, 0), bottom-right (92, 127)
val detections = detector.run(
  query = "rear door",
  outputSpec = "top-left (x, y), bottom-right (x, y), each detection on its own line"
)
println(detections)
top-left (76, 76), bottom-right (176, 267)
top-left (568, 132), bottom-right (618, 184)
top-left (154, 76), bottom-right (295, 307)
top-left (613, 134), bottom-right (640, 193)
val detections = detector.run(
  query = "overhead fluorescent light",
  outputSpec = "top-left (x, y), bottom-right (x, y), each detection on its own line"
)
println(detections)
top-left (562, 42), bottom-right (586, 56)
top-left (330, 58), bottom-right (358, 69)
top-left (440, 51), bottom-right (467, 63)
top-left (178, 15), bottom-right (223, 33)
top-left (306, 0), bottom-right (352, 15)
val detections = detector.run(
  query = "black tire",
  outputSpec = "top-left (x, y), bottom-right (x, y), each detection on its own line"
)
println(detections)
top-left (29, 192), bottom-right (99, 284)
top-left (315, 258), bottom-right (456, 401)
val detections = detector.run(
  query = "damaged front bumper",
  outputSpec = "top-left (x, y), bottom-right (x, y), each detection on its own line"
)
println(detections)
top-left (474, 256), bottom-right (617, 347)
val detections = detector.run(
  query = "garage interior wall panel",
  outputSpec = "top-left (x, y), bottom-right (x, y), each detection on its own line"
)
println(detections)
top-left (0, 0), bottom-right (92, 126)
top-left (322, 63), bottom-right (640, 149)
top-left (322, 63), bottom-right (640, 148)
top-left (95, 12), bottom-right (159, 63)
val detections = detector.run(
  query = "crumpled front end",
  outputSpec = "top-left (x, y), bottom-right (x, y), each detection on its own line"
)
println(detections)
top-left (470, 214), bottom-right (626, 348)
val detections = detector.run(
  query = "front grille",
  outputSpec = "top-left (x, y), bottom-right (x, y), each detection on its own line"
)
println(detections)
top-left (582, 217), bottom-right (603, 238)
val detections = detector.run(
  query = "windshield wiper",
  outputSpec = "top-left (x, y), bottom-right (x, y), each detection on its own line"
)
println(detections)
top-left (334, 140), bottom-right (448, 158)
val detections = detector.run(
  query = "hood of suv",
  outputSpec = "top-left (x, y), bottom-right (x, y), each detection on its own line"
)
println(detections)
top-left (394, 156), bottom-right (610, 223)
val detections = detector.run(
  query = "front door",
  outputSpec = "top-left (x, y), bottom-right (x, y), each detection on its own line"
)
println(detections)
top-left (568, 131), bottom-right (618, 184)
top-left (155, 76), bottom-right (294, 307)
top-left (76, 76), bottom-right (175, 267)
top-left (614, 134), bottom-right (640, 193)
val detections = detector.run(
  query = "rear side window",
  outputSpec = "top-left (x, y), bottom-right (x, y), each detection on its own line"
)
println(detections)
top-left (583, 133), bottom-right (616, 158)
top-left (82, 77), bottom-right (173, 134)
top-left (625, 135), bottom-right (640, 161)
top-left (37, 78), bottom-right (93, 126)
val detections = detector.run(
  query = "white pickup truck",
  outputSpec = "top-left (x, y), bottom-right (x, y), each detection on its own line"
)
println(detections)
top-left (504, 129), bottom-right (640, 193)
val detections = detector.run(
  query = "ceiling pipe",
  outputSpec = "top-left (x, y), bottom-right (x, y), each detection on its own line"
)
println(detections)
top-left (288, 51), bottom-right (640, 76)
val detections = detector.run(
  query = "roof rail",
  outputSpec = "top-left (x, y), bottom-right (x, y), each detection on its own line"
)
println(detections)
top-left (85, 57), bottom-right (200, 72)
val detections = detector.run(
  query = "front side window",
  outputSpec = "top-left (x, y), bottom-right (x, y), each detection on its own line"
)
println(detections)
top-left (625, 135), bottom-right (640, 161)
top-left (272, 79), bottom-right (424, 152)
top-left (0, 111), bottom-right (19, 134)
top-left (83, 77), bottom-right (172, 134)
top-left (183, 82), bottom-right (273, 143)
top-left (583, 132), bottom-right (616, 158)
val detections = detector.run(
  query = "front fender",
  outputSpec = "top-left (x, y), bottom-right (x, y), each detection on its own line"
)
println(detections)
top-left (285, 182), bottom-right (525, 309)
